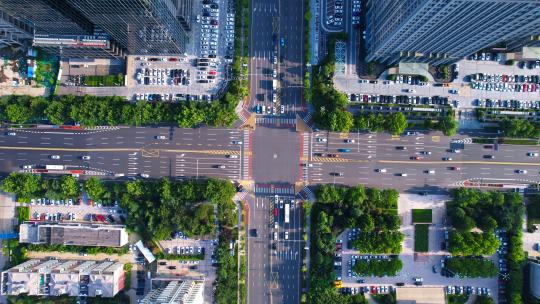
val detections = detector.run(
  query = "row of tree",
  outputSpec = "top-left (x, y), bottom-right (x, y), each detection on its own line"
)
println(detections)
top-left (499, 118), bottom-right (540, 139)
top-left (445, 257), bottom-right (497, 278)
top-left (448, 231), bottom-right (499, 256)
top-left (352, 258), bottom-right (403, 277)
top-left (0, 93), bottom-right (238, 128)
top-left (447, 188), bottom-right (524, 232)
top-left (351, 231), bottom-right (404, 254)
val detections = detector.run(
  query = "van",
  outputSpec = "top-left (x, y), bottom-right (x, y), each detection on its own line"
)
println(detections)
top-left (273, 232), bottom-right (278, 240)
top-left (399, 173), bottom-right (408, 177)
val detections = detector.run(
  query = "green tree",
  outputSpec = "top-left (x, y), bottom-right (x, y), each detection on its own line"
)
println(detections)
top-left (438, 115), bottom-right (458, 136)
top-left (6, 104), bottom-right (32, 124)
top-left (385, 112), bottom-right (408, 135)
top-left (60, 175), bottom-right (80, 198)
top-left (45, 100), bottom-right (68, 125)
top-left (84, 177), bottom-right (106, 201)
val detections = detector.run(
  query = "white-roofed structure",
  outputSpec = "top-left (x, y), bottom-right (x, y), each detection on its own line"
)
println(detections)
top-left (141, 279), bottom-right (204, 304)
top-left (1, 258), bottom-right (125, 298)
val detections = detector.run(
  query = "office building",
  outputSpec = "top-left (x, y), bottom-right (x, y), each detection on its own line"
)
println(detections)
top-left (174, 0), bottom-right (194, 32)
top-left (365, 0), bottom-right (540, 65)
top-left (1, 259), bottom-right (125, 297)
top-left (531, 260), bottom-right (540, 300)
top-left (0, 9), bottom-right (33, 48)
top-left (141, 279), bottom-right (204, 304)
top-left (64, 0), bottom-right (189, 55)
top-left (19, 222), bottom-right (129, 248)
top-left (0, 0), bottom-right (93, 36)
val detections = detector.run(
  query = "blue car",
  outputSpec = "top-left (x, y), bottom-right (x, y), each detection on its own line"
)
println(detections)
top-left (338, 148), bottom-right (351, 153)
top-left (280, 37), bottom-right (285, 47)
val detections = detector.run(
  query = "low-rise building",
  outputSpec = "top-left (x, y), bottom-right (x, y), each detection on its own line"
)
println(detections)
top-left (141, 278), bottom-right (204, 304)
top-left (1, 259), bottom-right (125, 297)
top-left (395, 287), bottom-right (445, 304)
top-left (19, 222), bottom-right (128, 247)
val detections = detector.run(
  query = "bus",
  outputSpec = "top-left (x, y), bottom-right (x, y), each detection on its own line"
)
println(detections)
top-left (284, 203), bottom-right (290, 224)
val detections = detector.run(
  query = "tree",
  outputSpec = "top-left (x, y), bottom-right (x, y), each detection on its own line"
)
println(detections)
top-left (45, 100), bottom-right (68, 125)
top-left (438, 115), bottom-right (458, 136)
top-left (479, 215), bottom-right (497, 232)
top-left (60, 175), bottom-right (80, 198)
top-left (1, 172), bottom-right (43, 201)
top-left (6, 103), bottom-right (32, 124)
top-left (385, 112), bottom-right (408, 135)
top-left (84, 177), bottom-right (106, 201)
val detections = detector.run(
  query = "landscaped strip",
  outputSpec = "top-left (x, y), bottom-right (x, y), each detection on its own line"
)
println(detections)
top-left (414, 224), bottom-right (429, 252)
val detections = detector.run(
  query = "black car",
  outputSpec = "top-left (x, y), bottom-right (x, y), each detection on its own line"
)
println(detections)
top-left (483, 155), bottom-right (495, 159)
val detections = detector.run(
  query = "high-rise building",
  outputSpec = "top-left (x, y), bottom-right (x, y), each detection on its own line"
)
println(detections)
top-left (0, 9), bottom-right (34, 48)
top-left (365, 0), bottom-right (540, 65)
top-left (64, 0), bottom-right (189, 55)
top-left (174, 0), bottom-right (194, 32)
top-left (1, 259), bottom-right (125, 298)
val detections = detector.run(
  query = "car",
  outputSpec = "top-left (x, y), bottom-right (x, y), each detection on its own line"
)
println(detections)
top-left (227, 154), bottom-right (239, 159)
top-left (284, 231), bottom-right (289, 240)
top-left (156, 135), bottom-right (166, 139)
top-left (450, 167), bottom-right (460, 171)
top-left (304, 163), bottom-right (314, 167)
top-left (426, 170), bottom-right (435, 174)
top-left (420, 151), bottom-right (432, 155)
top-left (451, 149), bottom-right (461, 153)
top-left (81, 156), bottom-right (91, 160)
top-left (410, 156), bottom-right (422, 160)
top-left (50, 155), bottom-right (60, 159)
top-left (483, 155), bottom-right (495, 159)
top-left (316, 138), bottom-right (327, 142)
top-left (345, 139), bottom-right (355, 143)
top-left (274, 232), bottom-right (278, 240)
top-left (516, 169), bottom-right (528, 174)
top-left (232, 141), bottom-right (243, 144)
top-left (395, 146), bottom-right (407, 150)
top-left (527, 152), bottom-right (539, 157)
top-left (140, 173), bottom-right (150, 178)
top-left (398, 173), bottom-right (407, 177)
top-left (376, 168), bottom-right (387, 173)
top-left (338, 148), bottom-right (351, 152)
top-left (442, 157), bottom-right (452, 161)
top-left (6, 132), bottom-right (15, 136)
top-left (217, 165), bottom-right (226, 169)
top-left (331, 172), bottom-right (344, 176)
top-left (280, 37), bottom-right (285, 47)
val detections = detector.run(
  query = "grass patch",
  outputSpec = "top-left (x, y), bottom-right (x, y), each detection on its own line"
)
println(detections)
top-left (83, 74), bottom-right (124, 87)
top-left (527, 196), bottom-right (540, 225)
top-left (414, 224), bottom-right (429, 252)
top-left (499, 138), bottom-right (539, 145)
top-left (472, 138), bottom-right (495, 144)
top-left (155, 252), bottom-right (204, 261)
top-left (448, 294), bottom-right (469, 304)
top-left (16, 206), bottom-right (30, 224)
top-left (123, 263), bottom-right (132, 290)
top-left (412, 209), bottom-right (432, 223)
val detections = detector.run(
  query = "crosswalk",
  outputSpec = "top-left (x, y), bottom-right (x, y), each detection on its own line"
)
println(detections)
top-left (301, 133), bottom-right (310, 181)
top-left (254, 183), bottom-right (295, 195)
top-left (256, 116), bottom-right (296, 128)
top-left (242, 130), bottom-right (251, 180)
top-left (235, 189), bottom-right (249, 201)
top-left (276, 250), bottom-right (299, 260)
top-left (299, 186), bottom-right (316, 202)
top-left (127, 152), bottom-right (139, 176)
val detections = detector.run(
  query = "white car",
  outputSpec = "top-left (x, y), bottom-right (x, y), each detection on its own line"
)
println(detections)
top-left (7, 132), bottom-right (16, 136)
top-left (316, 138), bottom-right (327, 142)
top-left (81, 156), bottom-right (91, 160)
top-left (345, 139), bottom-right (355, 143)
top-left (140, 173), bottom-right (150, 178)
top-left (527, 152), bottom-right (539, 157)
top-left (284, 231), bottom-right (289, 240)
top-left (227, 154), bottom-right (239, 159)
top-left (156, 135), bottom-right (166, 139)
top-left (376, 168), bottom-right (387, 173)
top-left (516, 170), bottom-right (528, 174)
top-left (50, 155), bottom-right (60, 159)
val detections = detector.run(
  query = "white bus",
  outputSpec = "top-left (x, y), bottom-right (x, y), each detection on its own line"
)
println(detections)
top-left (284, 203), bottom-right (290, 224)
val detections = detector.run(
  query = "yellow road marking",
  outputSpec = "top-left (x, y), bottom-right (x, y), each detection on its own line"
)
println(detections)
top-left (432, 136), bottom-right (440, 143)
top-left (0, 146), bottom-right (240, 156)
top-left (390, 135), bottom-right (400, 141)
top-left (339, 132), bottom-right (349, 139)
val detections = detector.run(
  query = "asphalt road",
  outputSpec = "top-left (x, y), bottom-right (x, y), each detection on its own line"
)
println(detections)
top-left (305, 131), bottom-right (540, 191)
top-left (247, 194), bottom-right (302, 304)
top-left (0, 127), bottom-right (247, 180)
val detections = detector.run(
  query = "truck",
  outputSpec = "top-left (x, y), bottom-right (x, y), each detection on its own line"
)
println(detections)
top-left (284, 203), bottom-right (290, 224)
top-left (273, 79), bottom-right (277, 90)
top-left (45, 165), bottom-right (65, 170)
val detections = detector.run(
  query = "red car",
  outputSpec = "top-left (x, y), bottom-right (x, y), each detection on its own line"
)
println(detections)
top-left (410, 156), bottom-right (422, 160)
top-left (274, 207), bottom-right (278, 217)
top-left (209, 70), bottom-right (217, 75)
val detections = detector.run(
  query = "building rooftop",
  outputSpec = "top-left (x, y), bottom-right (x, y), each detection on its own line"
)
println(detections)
top-left (1, 259), bottom-right (125, 298)
top-left (19, 222), bottom-right (128, 247)
top-left (141, 279), bottom-right (205, 304)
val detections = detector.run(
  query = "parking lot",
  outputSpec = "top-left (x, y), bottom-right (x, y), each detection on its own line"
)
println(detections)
top-left (335, 194), bottom-right (499, 302)
top-left (334, 54), bottom-right (540, 113)
top-left (28, 198), bottom-right (124, 225)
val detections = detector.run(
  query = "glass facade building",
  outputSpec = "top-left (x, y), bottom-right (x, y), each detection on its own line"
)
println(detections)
top-left (365, 0), bottom-right (540, 65)
top-left (65, 0), bottom-right (188, 55)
